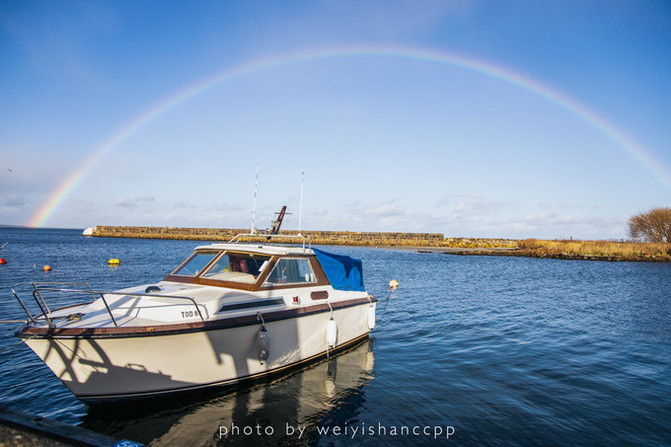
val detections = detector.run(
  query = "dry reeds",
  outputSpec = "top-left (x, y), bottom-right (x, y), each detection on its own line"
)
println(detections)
top-left (516, 239), bottom-right (671, 262)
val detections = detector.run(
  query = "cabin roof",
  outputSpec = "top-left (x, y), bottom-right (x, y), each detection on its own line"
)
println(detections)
top-left (194, 243), bottom-right (314, 257)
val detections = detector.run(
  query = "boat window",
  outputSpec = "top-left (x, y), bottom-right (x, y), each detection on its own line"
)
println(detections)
top-left (171, 251), bottom-right (219, 276)
top-left (202, 252), bottom-right (271, 284)
top-left (263, 258), bottom-right (316, 286)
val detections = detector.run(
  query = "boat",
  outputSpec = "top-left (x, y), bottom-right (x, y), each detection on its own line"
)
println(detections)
top-left (11, 232), bottom-right (376, 405)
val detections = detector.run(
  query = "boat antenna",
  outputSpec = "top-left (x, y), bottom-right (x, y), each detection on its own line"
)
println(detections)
top-left (298, 172), bottom-right (304, 236)
top-left (251, 161), bottom-right (259, 233)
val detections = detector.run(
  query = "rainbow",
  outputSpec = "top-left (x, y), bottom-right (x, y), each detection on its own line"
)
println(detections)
top-left (27, 45), bottom-right (671, 227)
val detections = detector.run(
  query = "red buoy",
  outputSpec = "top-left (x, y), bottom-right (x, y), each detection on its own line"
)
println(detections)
top-left (0, 258), bottom-right (6, 265)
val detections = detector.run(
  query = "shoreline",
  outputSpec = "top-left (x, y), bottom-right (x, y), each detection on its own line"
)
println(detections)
top-left (377, 244), bottom-right (671, 263)
top-left (82, 226), bottom-right (671, 263)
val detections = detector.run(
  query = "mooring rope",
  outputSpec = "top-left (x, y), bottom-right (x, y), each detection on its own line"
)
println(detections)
top-left (378, 289), bottom-right (396, 319)
top-left (0, 332), bottom-right (39, 354)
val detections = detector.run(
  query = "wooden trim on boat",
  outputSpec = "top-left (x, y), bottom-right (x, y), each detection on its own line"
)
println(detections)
top-left (17, 296), bottom-right (375, 340)
top-left (164, 255), bottom-right (330, 291)
top-left (310, 290), bottom-right (329, 300)
top-left (192, 276), bottom-right (257, 291)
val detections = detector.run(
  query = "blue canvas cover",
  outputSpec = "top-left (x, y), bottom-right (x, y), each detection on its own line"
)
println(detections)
top-left (313, 248), bottom-right (365, 292)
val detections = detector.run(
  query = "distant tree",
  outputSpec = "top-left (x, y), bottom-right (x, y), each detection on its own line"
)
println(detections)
top-left (628, 207), bottom-right (671, 243)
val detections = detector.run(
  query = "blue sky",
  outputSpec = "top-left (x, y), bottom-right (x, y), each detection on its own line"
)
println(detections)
top-left (1, 0), bottom-right (670, 239)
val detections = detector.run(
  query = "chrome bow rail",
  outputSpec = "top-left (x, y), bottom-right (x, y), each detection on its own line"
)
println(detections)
top-left (228, 231), bottom-right (312, 250)
top-left (11, 282), bottom-right (204, 328)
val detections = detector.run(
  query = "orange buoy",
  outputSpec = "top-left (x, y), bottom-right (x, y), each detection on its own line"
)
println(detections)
top-left (43, 265), bottom-right (52, 271)
top-left (0, 258), bottom-right (6, 265)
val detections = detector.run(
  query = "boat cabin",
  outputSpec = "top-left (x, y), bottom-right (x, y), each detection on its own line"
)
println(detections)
top-left (164, 243), bottom-right (364, 293)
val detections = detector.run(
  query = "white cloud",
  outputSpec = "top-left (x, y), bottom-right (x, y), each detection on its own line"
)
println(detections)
top-left (351, 201), bottom-right (407, 219)
top-left (437, 194), bottom-right (511, 218)
top-left (173, 201), bottom-right (198, 210)
top-left (520, 213), bottom-right (621, 228)
top-left (0, 195), bottom-right (30, 209)
top-left (114, 194), bottom-right (155, 208)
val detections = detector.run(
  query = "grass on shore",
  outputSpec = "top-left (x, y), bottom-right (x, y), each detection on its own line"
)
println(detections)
top-left (442, 237), bottom-right (671, 261)
top-left (516, 239), bottom-right (671, 261)
top-left (444, 237), bottom-right (517, 248)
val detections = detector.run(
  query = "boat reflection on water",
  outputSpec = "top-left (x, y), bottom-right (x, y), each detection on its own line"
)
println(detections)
top-left (81, 339), bottom-right (375, 445)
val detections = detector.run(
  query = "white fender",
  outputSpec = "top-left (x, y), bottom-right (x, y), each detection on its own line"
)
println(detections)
top-left (326, 317), bottom-right (337, 349)
top-left (367, 305), bottom-right (376, 329)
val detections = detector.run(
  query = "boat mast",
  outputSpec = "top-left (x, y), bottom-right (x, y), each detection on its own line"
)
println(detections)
top-left (251, 161), bottom-right (259, 233)
top-left (298, 172), bottom-right (304, 236)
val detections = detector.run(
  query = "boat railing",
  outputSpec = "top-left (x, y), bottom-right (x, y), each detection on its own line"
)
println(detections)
top-left (11, 282), bottom-right (205, 328)
top-left (229, 231), bottom-right (312, 250)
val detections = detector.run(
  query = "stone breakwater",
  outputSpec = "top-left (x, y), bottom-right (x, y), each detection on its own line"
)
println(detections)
top-left (87, 226), bottom-right (447, 247)
top-left (83, 227), bottom-right (669, 262)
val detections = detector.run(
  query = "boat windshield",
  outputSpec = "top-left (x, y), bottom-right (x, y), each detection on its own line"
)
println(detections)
top-left (201, 251), bottom-right (271, 284)
top-left (171, 250), bottom-right (219, 277)
top-left (263, 257), bottom-right (316, 286)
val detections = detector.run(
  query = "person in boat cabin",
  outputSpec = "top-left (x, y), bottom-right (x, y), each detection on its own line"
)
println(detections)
top-left (230, 256), bottom-right (261, 276)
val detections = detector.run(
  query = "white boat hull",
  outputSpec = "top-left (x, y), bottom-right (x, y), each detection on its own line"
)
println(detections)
top-left (23, 302), bottom-right (375, 402)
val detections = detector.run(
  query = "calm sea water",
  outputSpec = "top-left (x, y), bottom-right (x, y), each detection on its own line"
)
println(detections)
top-left (0, 227), bottom-right (670, 446)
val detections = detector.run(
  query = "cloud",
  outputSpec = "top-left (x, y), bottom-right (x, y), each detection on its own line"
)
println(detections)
top-left (437, 194), bottom-right (511, 218)
top-left (351, 201), bottom-right (407, 219)
top-left (483, 213), bottom-right (627, 239)
top-left (426, 195), bottom-right (628, 239)
top-left (437, 193), bottom-right (482, 205)
top-left (211, 202), bottom-right (246, 212)
top-left (173, 201), bottom-right (198, 209)
top-left (114, 194), bottom-right (155, 208)
top-left (0, 195), bottom-right (30, 209)
top-left (520, 213), bottom-right (621, 228)
top-left (537, 202), bottom-right (605, 211)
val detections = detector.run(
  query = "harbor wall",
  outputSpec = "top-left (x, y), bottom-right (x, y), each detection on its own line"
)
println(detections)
top-left (84, 226), bottom-right (671, 261)
top-left (88, 225), bottom-right (447, 247)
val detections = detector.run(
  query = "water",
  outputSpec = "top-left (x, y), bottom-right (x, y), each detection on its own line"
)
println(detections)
top-left (0, 228), bottom-right (670, 446)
